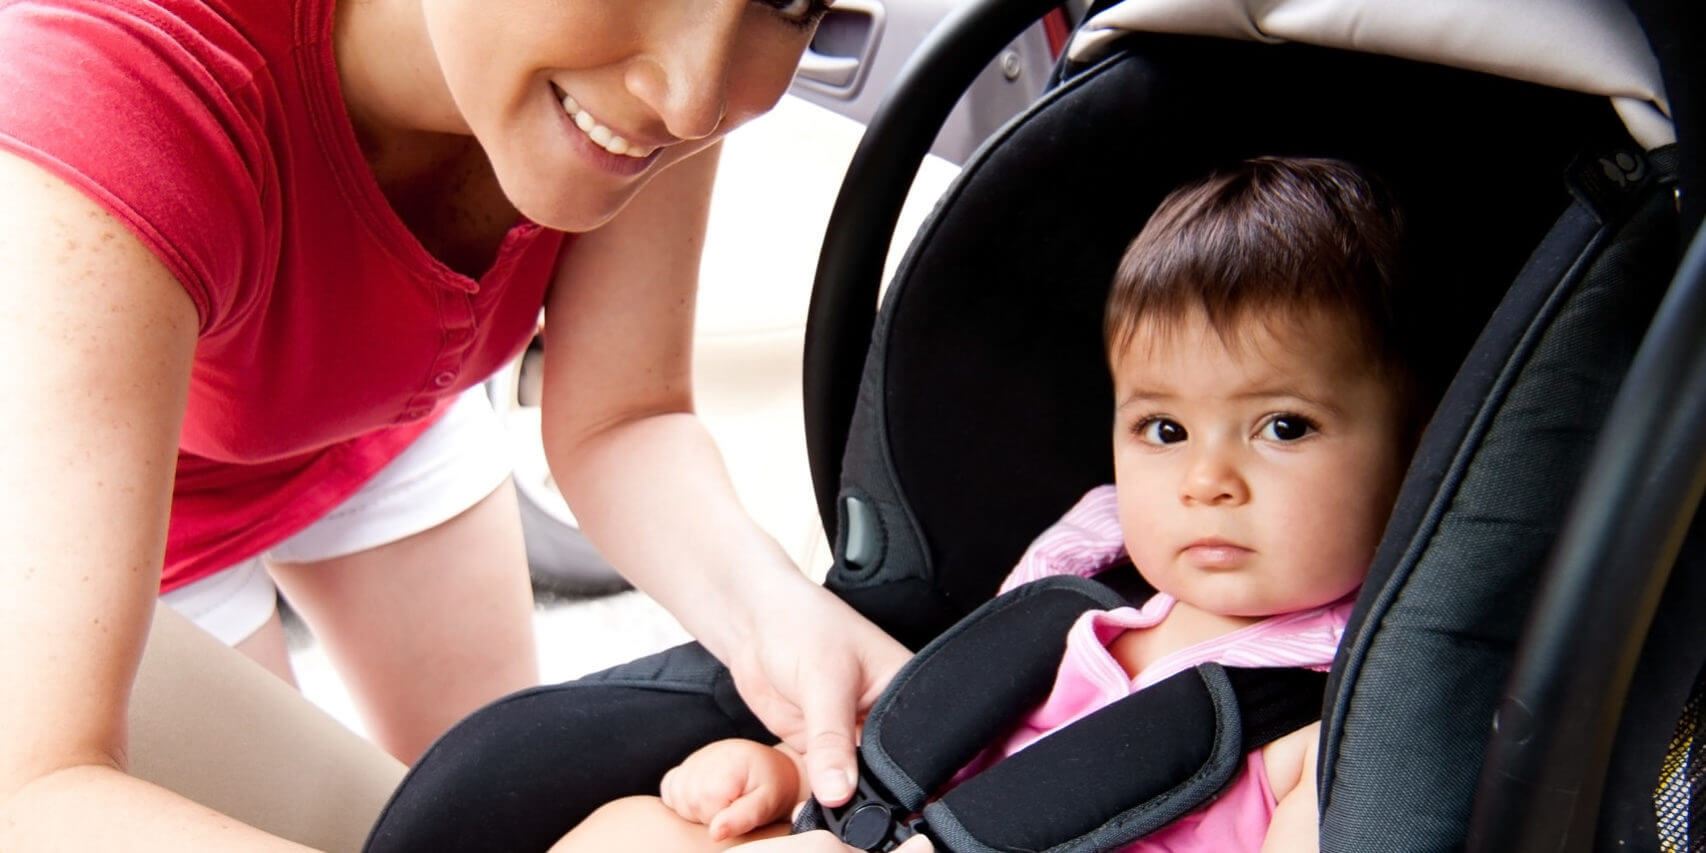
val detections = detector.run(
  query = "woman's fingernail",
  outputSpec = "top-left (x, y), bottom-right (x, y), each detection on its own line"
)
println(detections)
top-left (815, 769), bottom-right (852, 801)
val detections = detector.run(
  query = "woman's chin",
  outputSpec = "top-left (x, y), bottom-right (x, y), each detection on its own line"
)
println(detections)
top-left (494, 163), bottom-right (638, 233)
top-left (509, 189), bottom-right (628, 233)
top-left (533, 204), bottom-right (623, 234)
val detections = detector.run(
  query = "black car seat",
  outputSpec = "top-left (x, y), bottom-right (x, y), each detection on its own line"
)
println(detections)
top-left (363, 0), bottom-right (1700, 850)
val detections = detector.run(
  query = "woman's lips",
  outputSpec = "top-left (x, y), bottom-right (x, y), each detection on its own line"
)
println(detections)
top-left (549, 84), bottom-right (663, 177)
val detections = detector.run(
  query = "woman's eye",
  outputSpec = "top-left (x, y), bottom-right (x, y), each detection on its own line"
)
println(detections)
top-left (759, 0), bottom-right (829, 27)
top-left (1136, 418), bottom-right (1187, 445)
top-left (1260, 414), bottom-right (1316, 442)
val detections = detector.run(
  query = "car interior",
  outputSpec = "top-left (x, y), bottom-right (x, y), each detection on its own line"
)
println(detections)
top-left (364, 0), bottom-right (1704, 850)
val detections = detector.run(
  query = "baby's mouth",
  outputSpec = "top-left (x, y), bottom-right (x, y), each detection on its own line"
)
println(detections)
top-left (1180, 539), bottom-right (1253, 569)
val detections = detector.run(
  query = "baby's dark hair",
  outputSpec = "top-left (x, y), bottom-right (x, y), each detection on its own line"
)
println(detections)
top-left (1104, 157), bottom-right (1419, 419)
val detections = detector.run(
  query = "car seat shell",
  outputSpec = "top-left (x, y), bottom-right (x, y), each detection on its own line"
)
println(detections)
top-left (1070, 0), bottom-right (1672, 149)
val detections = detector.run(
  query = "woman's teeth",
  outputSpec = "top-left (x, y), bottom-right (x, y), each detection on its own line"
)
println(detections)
top-left (559, 93), bottom-right (653, 158)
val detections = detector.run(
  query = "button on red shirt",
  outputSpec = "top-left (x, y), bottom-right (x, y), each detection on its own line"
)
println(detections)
top-left (0, 0), bottom-right (569, 590)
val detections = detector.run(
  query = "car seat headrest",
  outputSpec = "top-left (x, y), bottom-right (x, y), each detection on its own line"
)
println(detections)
top-left (1069, 0), bottom-right (1673, 149)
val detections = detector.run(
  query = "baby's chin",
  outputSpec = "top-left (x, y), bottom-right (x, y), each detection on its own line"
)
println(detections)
top-left (1167, 585), bottom-right (1344, 620)
top-left (1213, 589), bottom-right (1361, 619)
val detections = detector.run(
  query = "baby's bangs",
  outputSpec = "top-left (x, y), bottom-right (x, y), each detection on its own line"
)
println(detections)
top-left (1103, 157), bottom-right (1407, 369)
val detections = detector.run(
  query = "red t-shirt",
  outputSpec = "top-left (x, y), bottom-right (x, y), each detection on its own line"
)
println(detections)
top-left (0, 0), bottom-right (568, 591)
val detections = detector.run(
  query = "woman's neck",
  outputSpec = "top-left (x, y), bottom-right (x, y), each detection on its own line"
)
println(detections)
top-left (333, 0), bottom-right (470, 185)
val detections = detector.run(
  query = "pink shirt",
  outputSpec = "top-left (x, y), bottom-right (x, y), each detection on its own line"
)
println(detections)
top-left (979, 486), bottom-right (1351, 851)
top-left (0, 0), bottom-right (567, 590)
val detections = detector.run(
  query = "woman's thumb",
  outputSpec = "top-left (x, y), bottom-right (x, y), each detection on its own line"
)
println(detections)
top-left (800, 674), bottom-right (859, 807)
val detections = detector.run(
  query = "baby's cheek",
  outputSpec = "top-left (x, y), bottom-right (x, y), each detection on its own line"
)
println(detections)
top-left (1122, 530), bottom-right (1172, 590)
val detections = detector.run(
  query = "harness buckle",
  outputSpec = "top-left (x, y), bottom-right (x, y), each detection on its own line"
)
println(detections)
top-left (820, 765), bottom-right (928, 851)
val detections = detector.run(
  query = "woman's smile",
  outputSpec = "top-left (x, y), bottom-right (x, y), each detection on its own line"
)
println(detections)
top-left (548, 82), bottom-right (664, 176)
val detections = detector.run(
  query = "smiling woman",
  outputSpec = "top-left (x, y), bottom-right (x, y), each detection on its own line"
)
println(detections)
top-left (352, 0), bottom-right (829, 231)
top-left (0, 0), bottom-right (906, 850)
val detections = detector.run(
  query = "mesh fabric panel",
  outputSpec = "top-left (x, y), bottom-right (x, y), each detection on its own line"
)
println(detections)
top-left (1654, 664), bottom-right (1705, 852)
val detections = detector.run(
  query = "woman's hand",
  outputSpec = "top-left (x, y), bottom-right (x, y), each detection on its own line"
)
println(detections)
top-left (730, 831), bottom-right (933, 853)
top-left (724, 573), bottom-right (911, 807)
top-left (660, 739), bottom-right (804, 841)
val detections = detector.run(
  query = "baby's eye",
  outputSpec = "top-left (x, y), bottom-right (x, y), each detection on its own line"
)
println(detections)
top-left (1135, 417), bottom-right (1187, 445)
top-left (1260, 414), bottom-right (1317, 442)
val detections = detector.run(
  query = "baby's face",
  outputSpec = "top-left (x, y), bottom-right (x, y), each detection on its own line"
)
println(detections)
top-left (1110, 307), bottom-right (1408, 619)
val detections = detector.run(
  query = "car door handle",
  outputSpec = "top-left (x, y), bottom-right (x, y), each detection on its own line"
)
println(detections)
top-left (798, 52), bottom-right (863, 88)
top-left (794, 0), bottom-right (884, 95)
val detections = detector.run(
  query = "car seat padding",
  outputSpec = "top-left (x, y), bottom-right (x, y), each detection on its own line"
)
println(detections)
top-left (364, 642), bottom-right (772, 853)
top-left (1323, 145), bottom-right (1681, 849)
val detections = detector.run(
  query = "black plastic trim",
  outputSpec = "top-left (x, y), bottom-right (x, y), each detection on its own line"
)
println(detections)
top-left (1467, 220), bottom-right (1706, 851)
top-left (804, 0), bottom-right (1067, 536)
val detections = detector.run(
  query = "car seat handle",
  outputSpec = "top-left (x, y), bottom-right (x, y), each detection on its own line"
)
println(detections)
top-left (804, 0), bottom-right (1067, 538)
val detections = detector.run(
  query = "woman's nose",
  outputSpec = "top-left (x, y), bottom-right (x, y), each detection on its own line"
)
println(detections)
top-left (627, 6), bottom-right (740, 141)
top-left (1180, 446), bottom-right (1250, 507)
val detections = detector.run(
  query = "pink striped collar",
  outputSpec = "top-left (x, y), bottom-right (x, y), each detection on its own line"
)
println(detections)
top-left (1070, 593), bottom-right (1354, 693)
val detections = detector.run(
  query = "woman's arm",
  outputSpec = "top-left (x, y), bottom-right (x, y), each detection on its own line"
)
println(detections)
top-left (0, 152), bottom-right (313, 851)
top-left (541, 144), bottom-right (910, 807)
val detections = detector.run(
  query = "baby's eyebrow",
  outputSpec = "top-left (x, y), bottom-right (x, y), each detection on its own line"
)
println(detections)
top-left (1116, 388), bottom-right (1174, 409)
top-left (1116, 385), bottom-right (1346, 416)
top-left (1231, 388), bottom-right (1343, 414)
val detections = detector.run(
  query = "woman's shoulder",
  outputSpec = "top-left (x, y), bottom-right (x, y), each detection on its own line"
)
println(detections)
top-left (0, 0), bottom-right (294, 79)
top-left (0, 0), bottom-right (294, 334)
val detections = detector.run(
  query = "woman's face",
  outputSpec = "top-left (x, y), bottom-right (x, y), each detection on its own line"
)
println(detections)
top-left (420, 0), bottom-right (827, 231)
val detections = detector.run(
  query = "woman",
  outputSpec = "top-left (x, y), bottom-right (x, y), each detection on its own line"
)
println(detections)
top-left (0, 0), bottom-right (909, 849)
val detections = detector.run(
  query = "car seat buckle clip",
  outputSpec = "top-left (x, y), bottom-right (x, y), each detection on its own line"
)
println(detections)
top-left (820, 769), bottom-right (926, 851)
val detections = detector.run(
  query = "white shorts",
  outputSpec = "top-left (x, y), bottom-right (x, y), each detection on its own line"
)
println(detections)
top-left (161, 387), bottom-right (514, 645)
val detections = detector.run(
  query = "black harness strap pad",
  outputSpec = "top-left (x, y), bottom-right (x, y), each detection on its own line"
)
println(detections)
top-left (1227, 667), bottom-right (1333, 750)
top-left (920, 665), bottom-right (1328, 852)
top-left (861, 576), bottom-right (1128, 809)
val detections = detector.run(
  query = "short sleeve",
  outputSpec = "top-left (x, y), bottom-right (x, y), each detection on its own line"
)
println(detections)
top-left (0, 0), bottom-right (274, 335)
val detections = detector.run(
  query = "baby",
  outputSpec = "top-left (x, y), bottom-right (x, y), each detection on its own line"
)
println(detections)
top-left (553, 156), bottom-right (1423, 852)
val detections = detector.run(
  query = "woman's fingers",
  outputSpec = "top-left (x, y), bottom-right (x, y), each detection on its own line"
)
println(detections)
top-left (794, 609), bottom-right (910, 807)
top-left (727, 579), bottom-right (912, 811)
top-left (798, 664), bottom-right (859, 808)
